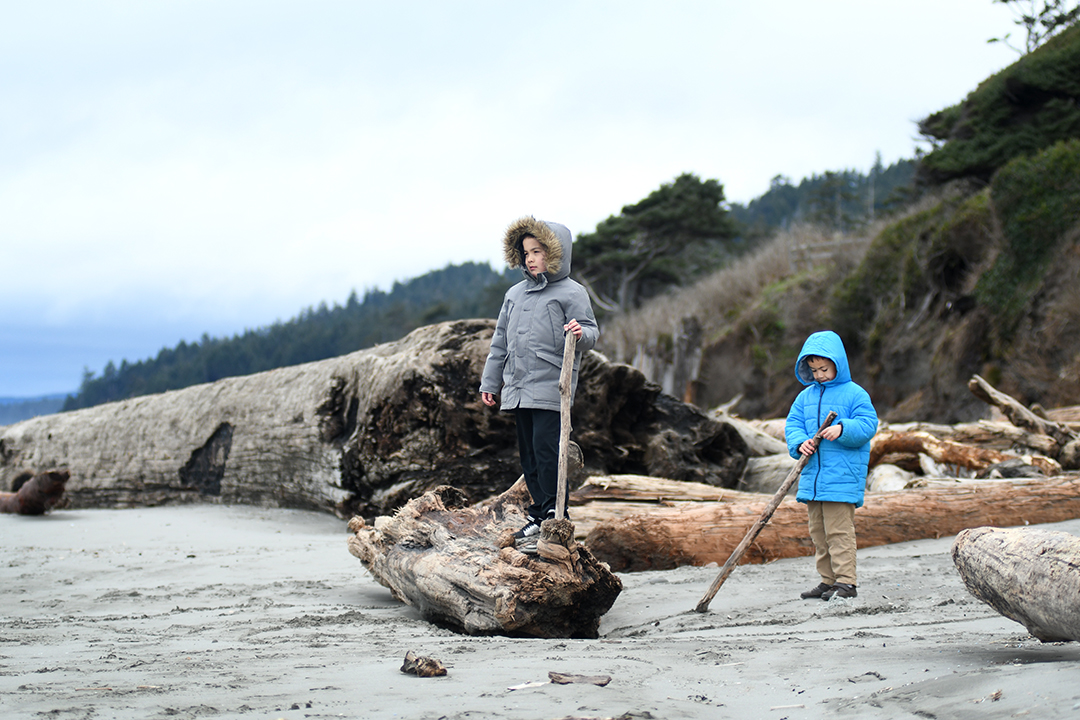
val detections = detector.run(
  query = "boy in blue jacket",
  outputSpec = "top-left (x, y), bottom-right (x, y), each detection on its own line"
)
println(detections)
top-left (785, 330), bottom-right (878, 600)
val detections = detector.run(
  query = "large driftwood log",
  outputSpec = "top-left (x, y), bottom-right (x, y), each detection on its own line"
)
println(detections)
top-left (952, 526), bottom-right (1080, 642)
top-left (0, 469), bottom-right (69, 514)
top-left (346, 480), bottom-right (622, 638)
top-left (0, 320), bottom-right (748, 518)
top-left (582, 475), bottom-right (1080, 572)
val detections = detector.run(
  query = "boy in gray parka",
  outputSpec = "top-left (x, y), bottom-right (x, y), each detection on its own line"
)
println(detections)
top-left (479, 216), bottom-right (599, 540)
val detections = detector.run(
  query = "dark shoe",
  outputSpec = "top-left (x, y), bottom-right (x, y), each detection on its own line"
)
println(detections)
top-left (822, 583), bottom-right (857, 600)
top-left (513, 517), bottom-right (542, 540)
top-left (800, 582), bottom-right (834, 600)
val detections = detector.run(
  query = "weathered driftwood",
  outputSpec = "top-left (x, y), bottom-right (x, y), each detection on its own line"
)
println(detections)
top-left (737, 454), bottom-right (798, 495)
top-left (0, 469), bottom-right (69, 515)
top-left (400, 651), bottom-right (447, 677)
top-left (869, 430), bottom-right (1060, 476)
top-left (885, 420), bottom-right (1059, 455)
top-left (555, 330), bottom-right (577, 521)
top-left (346, 480), bottom-right (622, 638)
top-left (582, 475), bottom-right (1080, 572)
top-left (952, 526), bottom-right (1080, 642)
top-left (548, 672), bottom-right (612, 686)
top-left (968, 374), bottom-right (1080, 469)
top-left (709, 410), bottom-right (788, 457)
top-left (0, 320), bottom-right (748, 518)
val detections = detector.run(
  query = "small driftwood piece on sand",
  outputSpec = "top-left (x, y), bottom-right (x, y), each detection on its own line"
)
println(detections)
top-left (347, 480), bottom-right (622, 638)
top-left (548, 671), bottom-right (612, 686)
top-left (0, 469), bottom-right (69, 515)
top-left (952, 526), bottom-right (1080, 642)
top-left (400, 651), bottom-right (447, 677)
top-left (584, 475), bottom-right (1080, 572)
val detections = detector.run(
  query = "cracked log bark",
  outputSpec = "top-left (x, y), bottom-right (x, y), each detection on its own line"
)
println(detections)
top-left (346, 481), bottom-right (622, 638)
top-left (952, 526), bottom-right (1080, 642)
top-left (0, 319), bottom-right (748, 517)
top-left (583, 474), bottom-right (1080, 572)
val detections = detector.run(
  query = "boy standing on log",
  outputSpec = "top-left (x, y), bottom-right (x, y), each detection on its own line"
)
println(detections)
top-left (480, 217), bottom-right (599, 540)
top-left (785, 330), bottom-right (877, 600)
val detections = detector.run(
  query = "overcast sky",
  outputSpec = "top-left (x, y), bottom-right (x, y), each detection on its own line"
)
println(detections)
top-left (1, 1), bottom-right (1019, 398)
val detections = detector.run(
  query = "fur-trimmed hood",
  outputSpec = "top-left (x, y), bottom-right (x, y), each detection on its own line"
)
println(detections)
top-left (502, 216), bottom-right (572, 282)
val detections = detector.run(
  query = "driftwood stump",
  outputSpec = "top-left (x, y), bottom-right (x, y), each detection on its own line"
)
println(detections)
top-left (952, 526), bottom-right (1080, 642)
top-left (347, 480), bottom-right (622, 638)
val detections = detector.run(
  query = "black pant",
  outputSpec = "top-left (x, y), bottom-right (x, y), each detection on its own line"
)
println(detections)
top-left (514, 408), bottom-right (564, 519)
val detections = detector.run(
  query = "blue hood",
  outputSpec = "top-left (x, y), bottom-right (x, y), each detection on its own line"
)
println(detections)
top-left (795, 331), bottom-right (852, 386)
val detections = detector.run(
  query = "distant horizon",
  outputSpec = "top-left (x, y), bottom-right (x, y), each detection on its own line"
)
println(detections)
top-left (0, 392), bottom-right (73, 404)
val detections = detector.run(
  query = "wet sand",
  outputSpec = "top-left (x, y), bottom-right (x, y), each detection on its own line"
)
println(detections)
top-left (3, 506), bottom-right (1079, 719)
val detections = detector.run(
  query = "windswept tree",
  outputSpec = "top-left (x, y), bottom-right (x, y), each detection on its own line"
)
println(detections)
top-left (989, 0), bottom-right (1080, 54)
top-left (573, 173), bottom-right (740, 314)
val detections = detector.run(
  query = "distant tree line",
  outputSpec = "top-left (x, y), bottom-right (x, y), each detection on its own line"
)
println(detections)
top-left (63, 262), bottom-right (517, 411)
top-left (728, 156), bottom-right (918, 238)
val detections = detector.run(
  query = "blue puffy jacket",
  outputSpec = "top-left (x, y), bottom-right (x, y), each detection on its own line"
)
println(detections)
top-left (785, 331), bottom-right (878, 507)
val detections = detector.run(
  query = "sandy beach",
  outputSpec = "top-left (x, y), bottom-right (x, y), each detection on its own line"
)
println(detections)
top-left (3, 505), bottom-right (1079, 720)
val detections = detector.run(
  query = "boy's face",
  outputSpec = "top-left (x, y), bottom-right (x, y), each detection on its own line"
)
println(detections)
top-left (522, 236), bottom-right (548, 277)
top-left (807, 357), bottom-right (837, 383)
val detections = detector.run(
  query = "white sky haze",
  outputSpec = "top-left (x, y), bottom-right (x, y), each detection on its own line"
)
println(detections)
top-left (0, 1), bottom-right (1019, 397)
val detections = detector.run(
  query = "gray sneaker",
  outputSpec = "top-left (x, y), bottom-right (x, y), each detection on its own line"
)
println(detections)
top-left (513, 517), bottom-right (542, 540)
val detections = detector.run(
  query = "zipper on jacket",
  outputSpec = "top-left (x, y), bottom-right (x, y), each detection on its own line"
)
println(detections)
top-left (812, 385), bottom-right (826, 499)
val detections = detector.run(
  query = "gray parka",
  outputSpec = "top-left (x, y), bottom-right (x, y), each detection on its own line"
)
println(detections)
top-left (479, 217), bottom-right (599, 412)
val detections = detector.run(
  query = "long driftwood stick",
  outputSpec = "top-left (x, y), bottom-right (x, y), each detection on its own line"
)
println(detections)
top-left (555, 330), bottom-right (577, 521)
top-left (695, 411), bottom-right (837, 613)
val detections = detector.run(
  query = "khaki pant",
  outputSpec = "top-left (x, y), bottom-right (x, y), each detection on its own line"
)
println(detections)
top-left (807, 501), bottom-right (857, 586)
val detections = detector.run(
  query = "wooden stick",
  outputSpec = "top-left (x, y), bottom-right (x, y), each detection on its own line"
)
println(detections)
top-left (695, 411), bottom-right (837, 613)
top-left (555, 330), bottom-right (578, 521)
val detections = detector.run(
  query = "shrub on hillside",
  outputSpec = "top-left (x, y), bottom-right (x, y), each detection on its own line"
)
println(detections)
top-left (917, 23), bottom-right (1080, 185)
top-left (976, 138), bottom-right (1080, 337)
